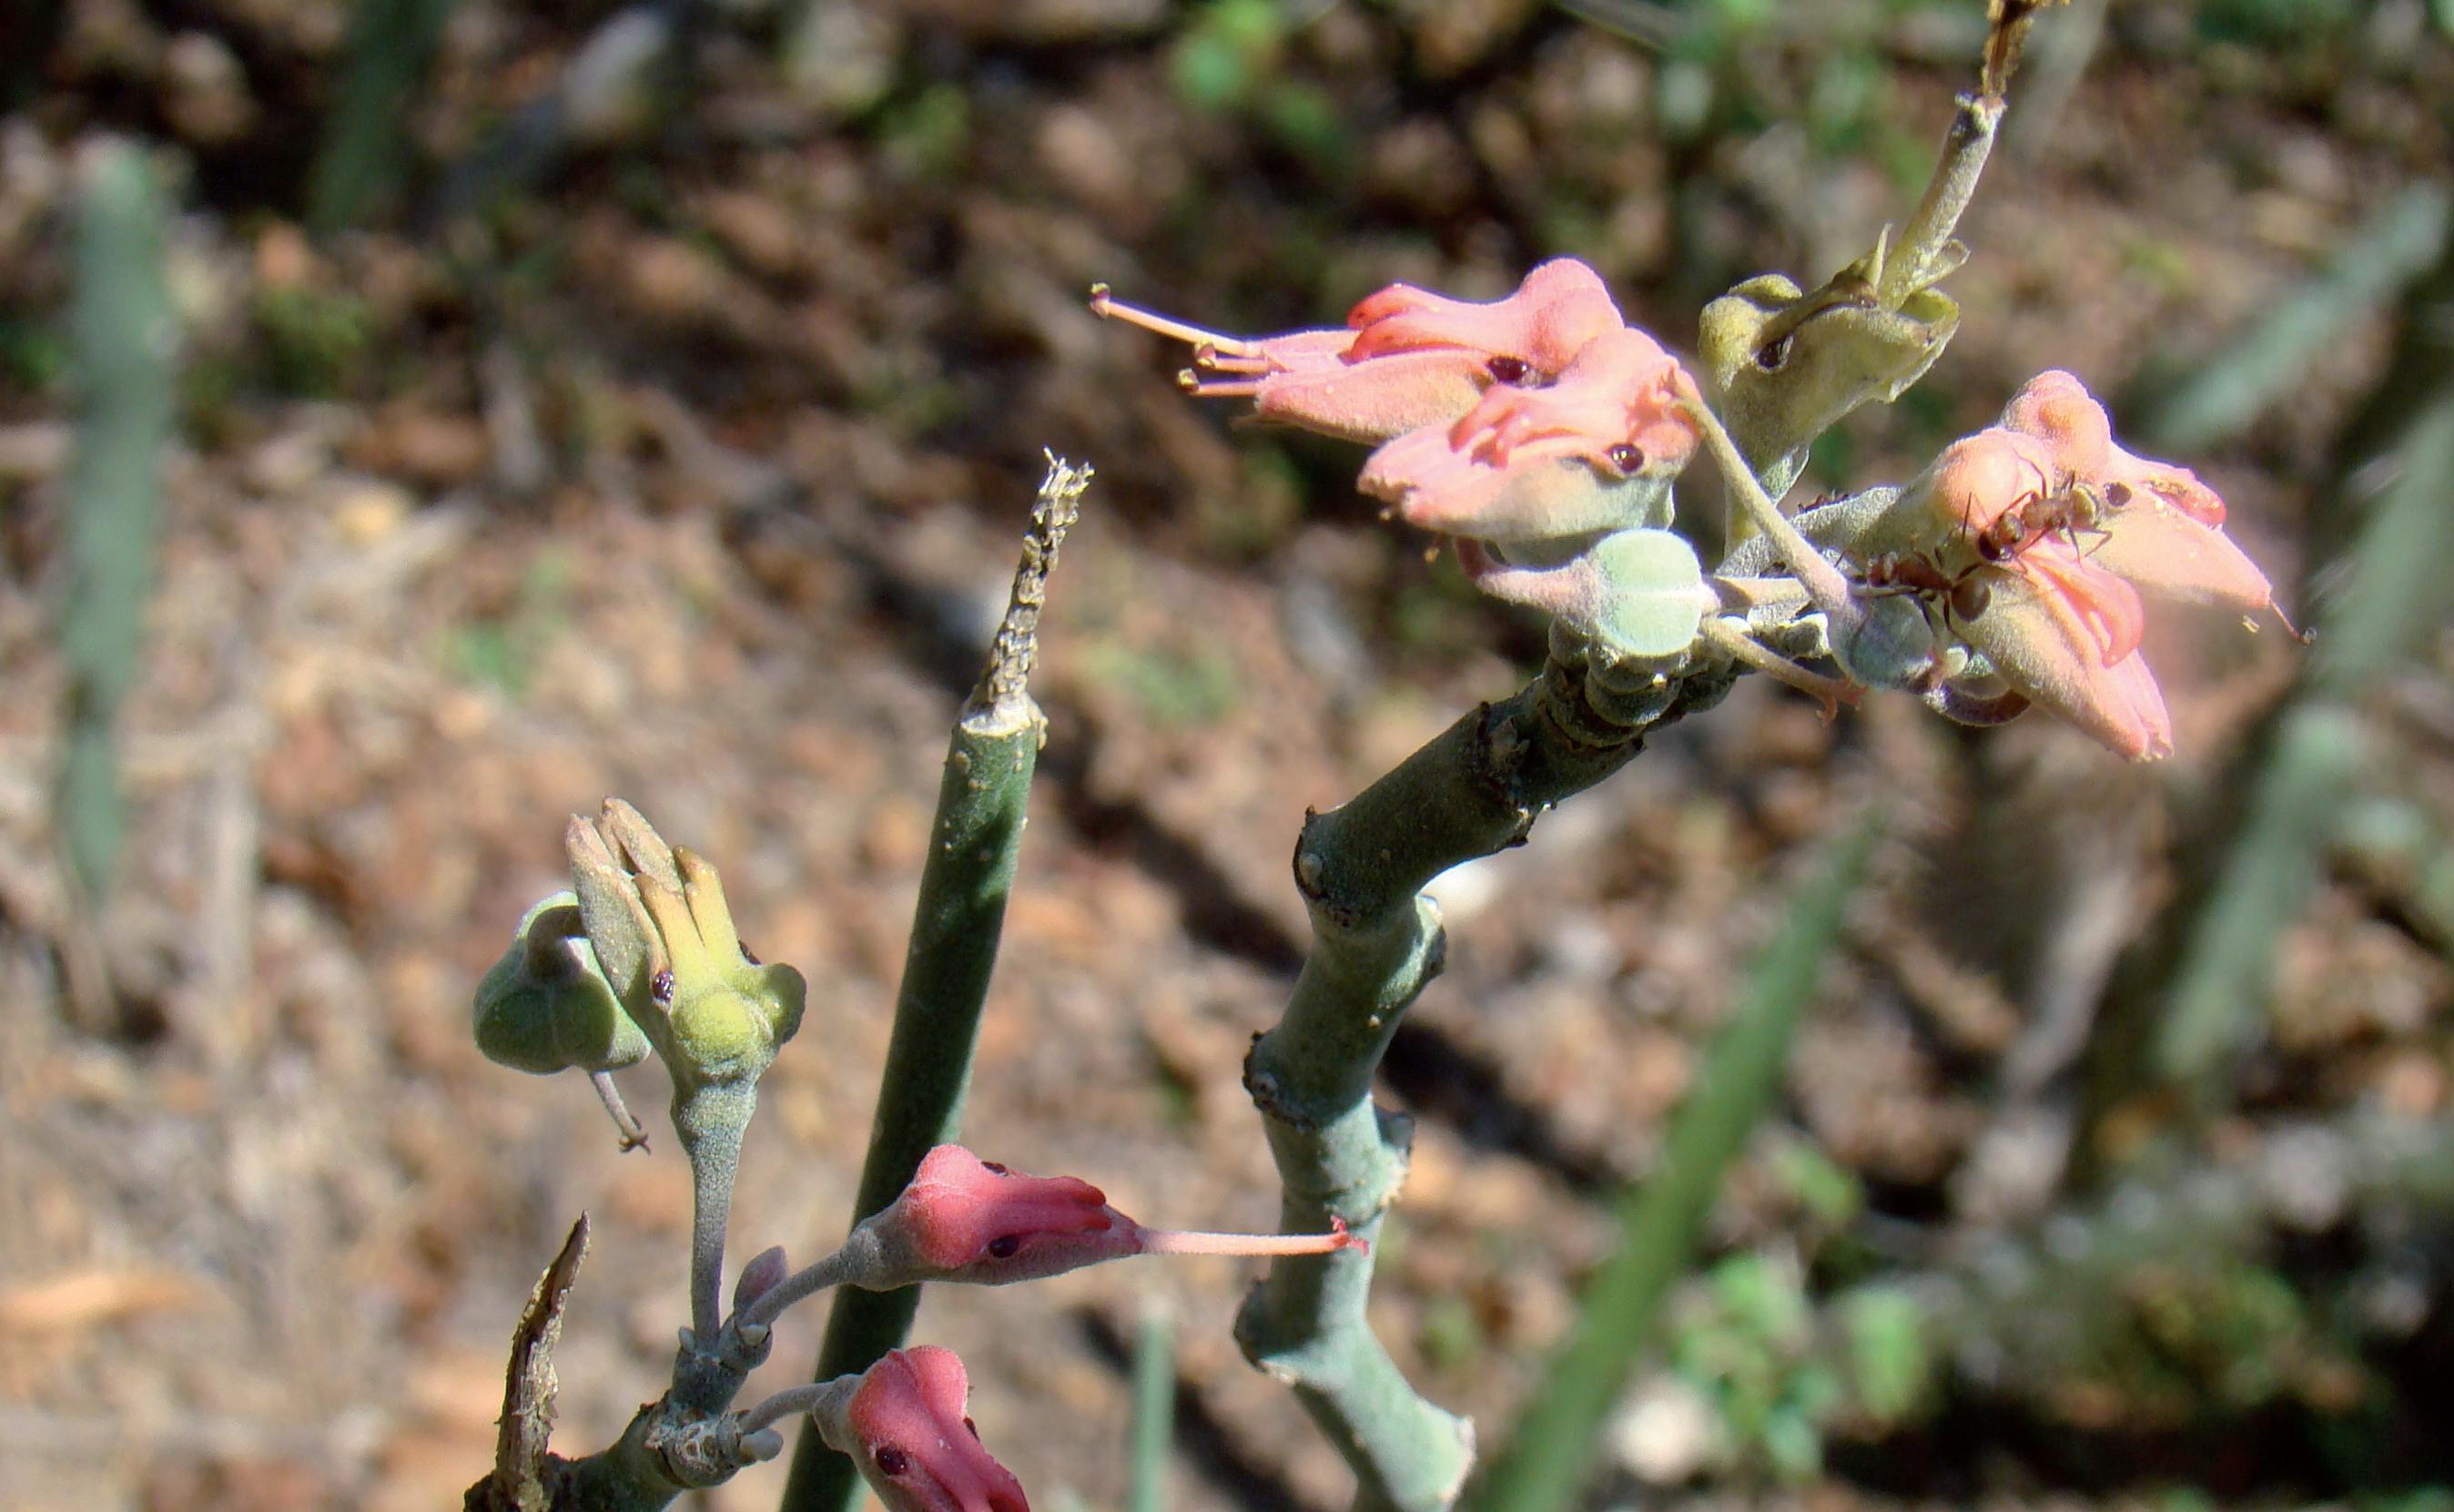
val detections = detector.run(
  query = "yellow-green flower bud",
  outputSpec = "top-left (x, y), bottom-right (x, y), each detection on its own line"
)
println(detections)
top-left (564, 800), bottom-right (804, 1092)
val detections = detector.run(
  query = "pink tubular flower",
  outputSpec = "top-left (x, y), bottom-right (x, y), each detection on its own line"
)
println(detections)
top-left (1872, 374), bottom-right (2285, 760)
top-left (855, 1145), bottom-right (1362, 1287)
top-left (813, 1347), bottom-right (1029, 1512)
top-left (1359, 325), bottom-right (1699, 547)
top-left (1090, 259), bottom-right (1626, 445)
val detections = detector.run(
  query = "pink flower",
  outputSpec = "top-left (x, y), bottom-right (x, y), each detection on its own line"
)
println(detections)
top-left (1090, 259), bottom-right (1626, 445)
top-left (814, 1347), bottom-right (1029, 1512)
top-left (856, 1145), bottom-right (1361, 1287)
top-left (2001, 369), bottom-right (2226, 524)
top-left (1868, 376), bottom-right (2285, 760)
top-left (1358, 326), bottom-right (1698, 544)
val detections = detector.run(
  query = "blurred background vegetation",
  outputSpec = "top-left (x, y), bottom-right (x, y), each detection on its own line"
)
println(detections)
top-left (1, 2), bottom-right (2451, 1510)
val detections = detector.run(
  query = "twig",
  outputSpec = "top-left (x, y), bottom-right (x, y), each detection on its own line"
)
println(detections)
top-left (776, 455), bottom-right (1093, 1512)
top-left (465, 1216), bottom-right (591, 1512)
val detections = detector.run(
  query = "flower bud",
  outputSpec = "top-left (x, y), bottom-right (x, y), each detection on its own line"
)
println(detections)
top-left (851, 1145), bottom-right (1362, 1288)
top-left (809, 1347), bottom-right (1029, 1512)
top-left (564, 801), bottom-right (806, 1091)
top-left (733, 1244), bottom-right (789, 1313)
top-left (472, 892), bottom-right (649, 1076)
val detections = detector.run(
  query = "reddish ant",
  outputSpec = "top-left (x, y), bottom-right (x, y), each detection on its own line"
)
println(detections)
top-left (1976, 479), bottom-right (2131, 563)
top-left (1860, 551), bottom-right (1993, 626)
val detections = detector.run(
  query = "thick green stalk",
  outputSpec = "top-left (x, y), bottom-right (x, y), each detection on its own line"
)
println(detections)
top-left (778, 456), bottom-right (1092, 1512)
top-left (59, 141), bottom-right (175, 908)
top-left (1463, 815), bottom-right (1878, 1512)
top-left (1237, 638), bottom-right (1733, 1512)
top-left (307, 0), bottom-right (459, 231)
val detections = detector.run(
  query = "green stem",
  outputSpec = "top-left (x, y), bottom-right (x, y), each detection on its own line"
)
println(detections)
top-left (60, 140), bottom-right (175, 911)
top-left (776, 456), bottom-right (1091, 1512)
top-left (307, 0), bottom-right (460, 232)
top-left (1129, 1305), bottom-right (1173, 1512)
top-left (1881, 91), bottom-right (2001, 309)
top-left (1237, 639), bottom-right (1734, 1512)
top-left (1463, 815), bottom-right (1879, 1512)
top-left (678, 1088), bottom-right (751, 1350)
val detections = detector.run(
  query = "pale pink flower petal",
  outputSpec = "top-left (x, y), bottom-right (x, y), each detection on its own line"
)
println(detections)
top-left (2017, 538), bottom-right (2147, 667)
top-left (2079, 487), bottom-right (2276, 613)
top-left (1444, 327), bottom-right (1696, 473)
top-left (1958, 569), bottom-right (2175, 762)
top-left (2002, 369), bottom-right (2226, 524)
top-left (1905, 428), bottom-right (2059, 540)
top-left (1359, 430), bottom-right (1668, 541)
top-left (1344, 258), bottom-right (1624, 370)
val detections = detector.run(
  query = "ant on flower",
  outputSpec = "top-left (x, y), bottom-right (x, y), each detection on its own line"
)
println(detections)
top-left (1858, 549), bottom-right (1993, 628)
top-left (1974, 478), bottom-right (2133, 563)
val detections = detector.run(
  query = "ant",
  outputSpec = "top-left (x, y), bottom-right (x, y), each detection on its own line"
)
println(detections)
top-left (1860, 550), bottom-right (1993, 626)
top-left (1975, 479), bottom-right (2132, 563)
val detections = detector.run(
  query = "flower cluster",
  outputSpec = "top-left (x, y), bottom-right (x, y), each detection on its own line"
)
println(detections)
top-left (1805, 370), bottom-right (2282, 760)
top-left (1094, 260), bottom-right (1718, 658)
top-left (1100, 259), bottom-right (2288, 759)
top-left (474, 806), bottom-right (1364, 1510)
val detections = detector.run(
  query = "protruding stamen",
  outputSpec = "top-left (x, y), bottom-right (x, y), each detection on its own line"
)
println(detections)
top-left (1089, 286), bottom-right (1260, 356)
top-left (1135, 1216), bottom-right (1367, 1259)
top-left (1196, 348), bottom-right (1274, 374)
top-left (1185, 377), bottom-right (1263, 399)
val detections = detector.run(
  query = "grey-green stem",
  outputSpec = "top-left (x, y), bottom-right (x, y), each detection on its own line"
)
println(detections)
top-left (677, 1085), bottom-right (752, 1351)
top-left (1236, 634), bottom-right (1734, 1512)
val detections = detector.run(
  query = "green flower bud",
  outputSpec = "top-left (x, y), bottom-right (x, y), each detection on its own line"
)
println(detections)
top-left (472, 891), bottom-right (650, 1076)
top-left (1701, 267), bottom-right (1960, 501)
top-left (563, 800), bottom-right (804, 1093)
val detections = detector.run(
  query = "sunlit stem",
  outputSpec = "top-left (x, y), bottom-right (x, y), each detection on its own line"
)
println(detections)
top-left (1883, 92), bottom-right (2003, 307)
top-left (1134, 1218), bottom-right (1365, 1259)
top-left (739, 1381), bottom-right (847, 1438)
top-left (689, 1151), bottom-right (733, 1348)
top-left (738, 1243), bottom-right (874, 1334)
top-left (1089, 284), bottom-right (1262, 356)
top-left (678, 1103), bottom-right (749, 1349)
top-left (589, 1070), bottom-right (649, 1152)
top-left (1674, 381), bottom-right (1859, 622)
top-left (1699, 617), bottom-right (1856, 720)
